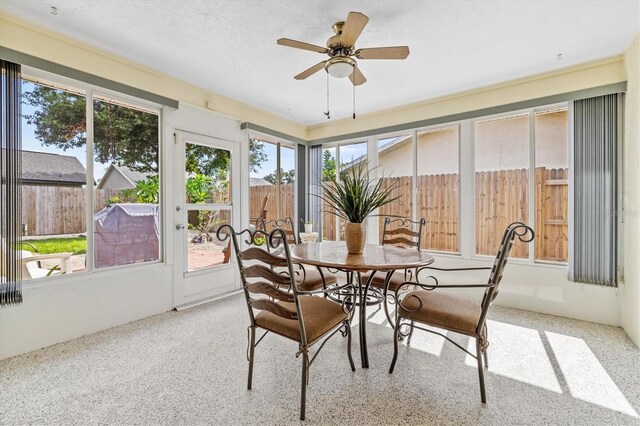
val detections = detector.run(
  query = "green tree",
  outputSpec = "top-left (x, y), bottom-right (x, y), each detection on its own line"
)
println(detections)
top-left (263, 168), bottom-right (295, 184)
top-left (134, 176), bottom-right (159, 203)
top-left (322, 149), bottom-right (336, 181)
top-left (22, 82), bottom-right (267, 174)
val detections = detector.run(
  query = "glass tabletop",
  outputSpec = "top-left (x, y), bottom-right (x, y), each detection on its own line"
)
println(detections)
top-left (289, 241), bottom-right (434, 272)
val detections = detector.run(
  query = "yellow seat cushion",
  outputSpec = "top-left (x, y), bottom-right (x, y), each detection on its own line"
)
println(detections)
top-left (398, 290), bottom-right (482, 334)
top-left (255, 295), bottom-right (347, 343)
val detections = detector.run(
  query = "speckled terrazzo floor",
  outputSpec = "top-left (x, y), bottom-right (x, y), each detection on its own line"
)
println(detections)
top-left (1, 293), bottom-right (639, 425)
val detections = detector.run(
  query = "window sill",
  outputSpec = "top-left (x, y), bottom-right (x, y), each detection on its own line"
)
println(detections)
top-left (22, 260), bottom-right (168, 290)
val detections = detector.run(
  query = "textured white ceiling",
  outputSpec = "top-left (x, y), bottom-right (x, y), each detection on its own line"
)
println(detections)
top-left (2, 0), bottom-right (638, 125)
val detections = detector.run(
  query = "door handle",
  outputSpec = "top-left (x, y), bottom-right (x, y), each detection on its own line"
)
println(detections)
top-left (176, 224), bottom-right (185, 230)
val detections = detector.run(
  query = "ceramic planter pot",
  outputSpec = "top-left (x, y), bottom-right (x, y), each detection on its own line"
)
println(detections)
top-left (346, 222), bottom-right (366, 254)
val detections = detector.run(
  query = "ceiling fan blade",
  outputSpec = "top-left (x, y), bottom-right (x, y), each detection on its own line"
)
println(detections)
top-left (349, 67), bottom-right (367, 86)
top-left (356, 46), bottom-right (410, 60)
top-left (294, 61), bottom-right (327, 80)
top-left (277, 38), bottom-right (328, 54)
top-left (340, 12), bottom-right (369, 47)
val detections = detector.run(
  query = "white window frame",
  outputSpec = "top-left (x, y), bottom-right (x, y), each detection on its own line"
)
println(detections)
top-left (320, 137), bottom-right (368, 242)
top-left (20, 66), bottom-right (164, 284)
top-left (247, 130), bottom-right (299, 228)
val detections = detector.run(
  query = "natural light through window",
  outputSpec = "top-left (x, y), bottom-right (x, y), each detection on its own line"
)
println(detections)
top-left (464, 320), bottom-right (562, 393)
top-left (545, 331), bottom-right (638, 417)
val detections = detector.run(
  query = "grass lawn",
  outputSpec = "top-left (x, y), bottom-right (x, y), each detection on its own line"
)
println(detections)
top-left (19, 236), bottom-right (87, 255)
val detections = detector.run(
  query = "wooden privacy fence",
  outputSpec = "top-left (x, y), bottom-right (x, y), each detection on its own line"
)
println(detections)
top-left (249, 184), bottom-right (295, 225)
top-left (21, 185), bottom-right (119, 236)
top-left (314, 167), bottom-right (568, 262)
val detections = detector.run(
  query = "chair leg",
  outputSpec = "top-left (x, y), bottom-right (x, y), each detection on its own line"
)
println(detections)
top-left (382, 285), bottom-right (395, 327)
top-left (247, 326), bottom-right (256, 390)
top-left (300, 351), bottom-right (309, 421)
top-left (476, 338), bottom-right (487, 403)
top-left (346, 322), bottom-right (356, 372)
top-left (389, 318), bottom-right (402, 374)
top-left (407, 320), bottom-right (415, 345)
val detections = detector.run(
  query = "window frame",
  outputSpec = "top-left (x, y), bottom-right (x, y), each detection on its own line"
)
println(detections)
top-left (20, 66), bottom-right (164, 284)
top-left (247, 130), bottom-right (299, 228)
top-left (470, 103), bottom-right (569, 265)
top-left (319, 137), bottom-right (368, 242)
top-left (316, 101), bottom-right (570, 266)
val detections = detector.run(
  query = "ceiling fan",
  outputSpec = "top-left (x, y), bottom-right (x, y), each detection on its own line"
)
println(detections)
top-left (277, 11), bottom-right (410, 86)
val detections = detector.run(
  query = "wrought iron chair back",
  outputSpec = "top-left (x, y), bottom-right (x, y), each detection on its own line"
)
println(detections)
top-left (217, 225), bottom-right (310, 345)
top-left (217, 225), bottom-right (356, 421)
top-left (389, 221), bottom-right (535, 404)
top-left (478, 222), bottom-right (534, 331)
top-left (381, 217), bottom-right (425, 250)
top-left (256, 216), bottom-right (297, 245)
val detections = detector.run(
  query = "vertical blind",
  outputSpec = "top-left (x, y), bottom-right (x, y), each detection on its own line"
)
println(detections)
top-left (309, 145), bottom-right (323, 239)
top-left (570, 93), bottom-right (620, 286)
top-left (0, 59), bottom-right (23, 306)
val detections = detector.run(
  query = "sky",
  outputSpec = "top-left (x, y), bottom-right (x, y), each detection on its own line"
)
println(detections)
top-left (250, 139), bottom-right (295, 179)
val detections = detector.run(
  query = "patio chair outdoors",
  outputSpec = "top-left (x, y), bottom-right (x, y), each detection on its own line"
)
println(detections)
top-left (20, 249), bottom-right (73, 279)
top-left (389, 222), bottom-right (534, 403)
top-left (218, 225), bottom-right (356, 420)
top-left (249, 192), bottom-right (270, 226)
top-left (359, 217), bottom-right (425, 326)
top-left (256, 217), bottom-right (338, 292)
top-left (1, 238), bottom-right (72, 280)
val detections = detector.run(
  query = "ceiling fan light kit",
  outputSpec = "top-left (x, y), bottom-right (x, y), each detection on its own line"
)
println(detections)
top-left (325, 57), bottom-right (356, 78)
top-left (277, 11), bottom-right (410, 119)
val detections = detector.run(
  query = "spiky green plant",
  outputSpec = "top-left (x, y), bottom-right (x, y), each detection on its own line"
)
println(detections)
top-left (317, 161), bottom-right (400, 223)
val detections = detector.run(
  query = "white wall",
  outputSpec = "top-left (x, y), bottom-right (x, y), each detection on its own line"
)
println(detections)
top-left (622, 35), bottom-right (640, 346)
top-left (0, 264), bottom-right (173, 359)
top-left (427, 255), bottom-right (620, 326)
top-left (0, 103), bottom-right (246, 361)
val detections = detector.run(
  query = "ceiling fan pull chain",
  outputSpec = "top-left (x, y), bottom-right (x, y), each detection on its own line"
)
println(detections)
top-left (324, 71), bottom-right (331, 119)
top-left (353, 66), bottom-right (357, 120)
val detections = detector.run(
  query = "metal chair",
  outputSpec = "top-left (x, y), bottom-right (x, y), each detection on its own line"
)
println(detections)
top-left (218, 225), bottom-right (356, 420)
top-left (256, 217), bottom-right (338, 292)
top-left (389, 222), bottom-right (534, 403)
top-left (360, 217), bottom-right (425, 325)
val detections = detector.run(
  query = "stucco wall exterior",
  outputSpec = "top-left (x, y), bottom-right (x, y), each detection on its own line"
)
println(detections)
top-left (377, 111), bottom-right (568, 177)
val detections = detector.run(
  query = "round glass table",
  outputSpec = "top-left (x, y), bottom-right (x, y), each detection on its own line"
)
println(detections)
top-left (290, 241), bottom-right (434, 368)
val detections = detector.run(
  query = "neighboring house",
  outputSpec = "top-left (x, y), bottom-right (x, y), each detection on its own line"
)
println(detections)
top-left (250, 177), bottom-right (272, 187)
top-left (14, 149), bottom-right (87, 187)
top-left (342, 111), bottom-right (568, 177)
top-left (97, 164), bottom-right (154, 190)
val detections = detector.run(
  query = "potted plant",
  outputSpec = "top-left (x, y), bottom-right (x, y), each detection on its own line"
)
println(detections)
top-left (302, 220), bottom-right (314, 233)
top-left (317, 161), bottom-right (400, 254)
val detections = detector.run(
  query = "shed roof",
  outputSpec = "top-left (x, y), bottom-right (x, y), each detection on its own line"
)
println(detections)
top-left (1, 149), bottom-right (87, 185)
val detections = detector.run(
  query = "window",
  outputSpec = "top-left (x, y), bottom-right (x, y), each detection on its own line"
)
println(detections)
top-left (534, 108), bottom-right (569, 262)
top-left (249, 135), bottom-right (296, 228)
top-left (185, 142), bottom-right (230, 271)
top-left (474, 113), bottom-right (530, 259)
top-left (377, 134), bottom-right (413, 240)
top-left (19, 73), bottom-right (162, 281)
top-left (338, 142), bottom-right (367, 240)
top-left (321, 146), bottom-right (337, 240)
top-left (20, 79), bottom-right (88, 279)
top-left (417, 126), bottom-right (460, 252)
top-left (93, 96), bottom-right (160, 269)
